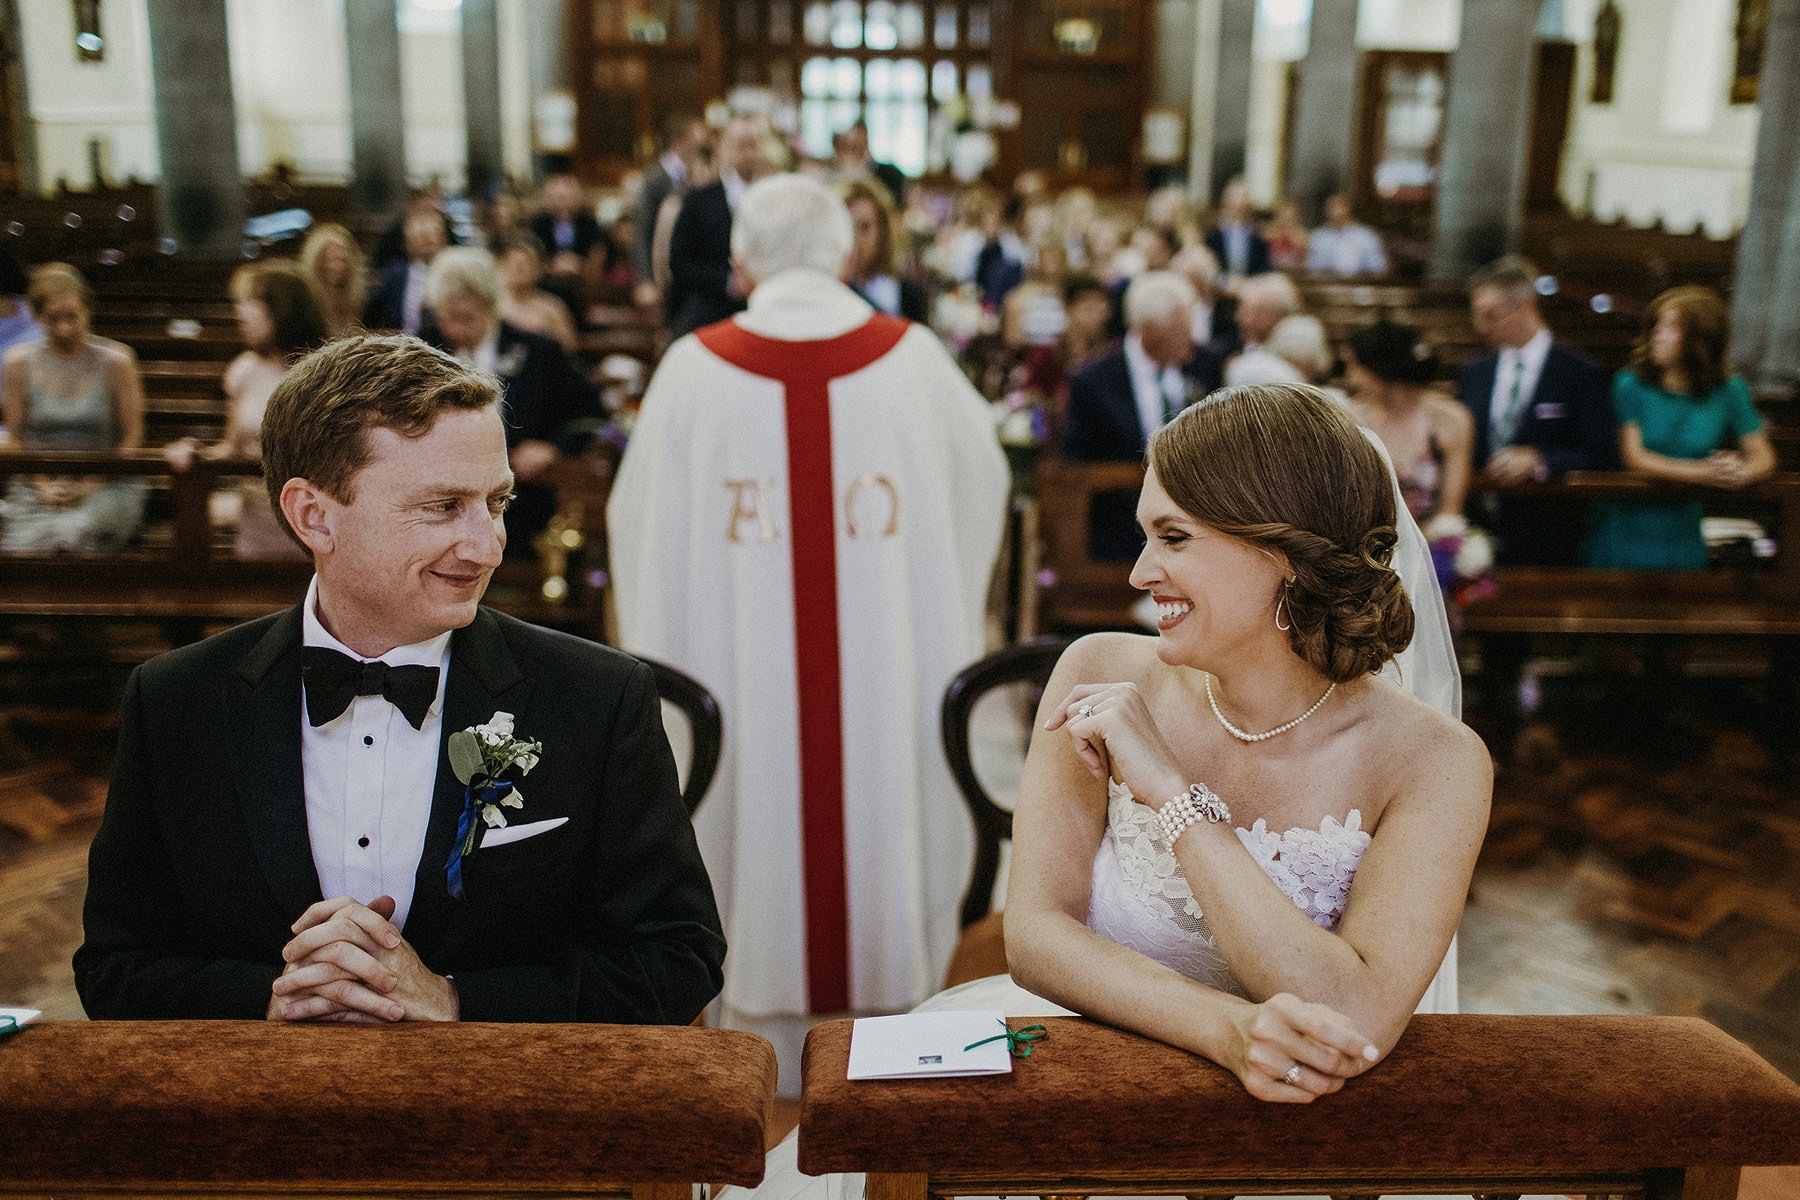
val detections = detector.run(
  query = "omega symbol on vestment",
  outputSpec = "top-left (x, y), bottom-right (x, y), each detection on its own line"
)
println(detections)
top-left (724, 478), bottom-right (781, 543)
top-left (844, 473), bottom-right (899, 540)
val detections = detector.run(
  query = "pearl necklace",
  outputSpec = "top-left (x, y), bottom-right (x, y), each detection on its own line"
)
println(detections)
top-left (1206, 676), bottom-right (1336, 743)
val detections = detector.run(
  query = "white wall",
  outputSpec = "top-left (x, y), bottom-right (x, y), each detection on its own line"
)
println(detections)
top-left (398, 0), bottom-right (467, 189)
top-left (21, 0), bottom-right (159, 192)
top-left (1558, 0), bottom-right (1759, 236)
top-left (1356, 0), bottom-right (1459, 50)
top-left (226, 0), bottom-right (352, 181)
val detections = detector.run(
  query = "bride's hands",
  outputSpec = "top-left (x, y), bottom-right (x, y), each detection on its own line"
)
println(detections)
top-left (1226, 992), bottom-right (1382, 1102)
top-left (1045, 682), bottom-right (1184, 805)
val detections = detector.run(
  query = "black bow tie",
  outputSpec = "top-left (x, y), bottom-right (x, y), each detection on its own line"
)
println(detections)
top-left (302, 646), bottom-right (440, 730)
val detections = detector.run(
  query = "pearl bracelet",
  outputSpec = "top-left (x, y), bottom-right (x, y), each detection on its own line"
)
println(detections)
top-left (1155, 782), bottom-right (1231, 847)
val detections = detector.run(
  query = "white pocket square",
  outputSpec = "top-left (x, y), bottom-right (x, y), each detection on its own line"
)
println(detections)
top-left (481, 817), bottom-right (568, 848)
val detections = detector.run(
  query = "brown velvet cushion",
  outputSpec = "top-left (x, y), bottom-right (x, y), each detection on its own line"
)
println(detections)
top-left (798, 1014), bottom-right (1800, 1176)
top-left (0, 1021), bottom-right (777, 1187)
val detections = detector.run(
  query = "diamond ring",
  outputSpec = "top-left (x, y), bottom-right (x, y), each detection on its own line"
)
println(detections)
top-left (1283, 1064), bottom-right (1303, 1086)
top-left (1076, 704), bottom-right (1094, 718)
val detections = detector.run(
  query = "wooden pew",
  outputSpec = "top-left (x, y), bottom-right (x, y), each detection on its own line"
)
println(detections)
top-left (1034, 456), bottom-right (1146, 631)
top-left (0, 1019), bottom-right (776, 1197)
top-left (799, 1014), bottom-right (1800, 1200)
top-left (0, 451), bottom-right (614, 653)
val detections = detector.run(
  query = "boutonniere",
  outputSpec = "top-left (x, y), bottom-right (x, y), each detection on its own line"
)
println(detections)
top-left (443, 711), bottom-right (543, 900)
top-left (493, 345), bottom-right (527, 379)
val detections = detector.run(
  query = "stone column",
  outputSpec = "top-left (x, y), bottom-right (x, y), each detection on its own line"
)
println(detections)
top-left (145, 0), bottom-right (244, 257)
top-left (345, 0), bottom-right (407, 225)
top-left (462, 0), bottom-right (503, 201)
top-left (1198, 0), bottom-right (1256, 202)
top-left (1428, 0), bottom-right (1540, 282)
top-left (1285, 0), bottom-right (1360, 221)
top-left (1730, 0), bottom-right (1800, 399)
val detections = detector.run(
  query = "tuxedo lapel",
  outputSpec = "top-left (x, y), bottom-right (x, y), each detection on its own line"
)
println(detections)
top-left (228, 607), bottom-right (324, 918)
top-left (401, 608), bottom-right (534, 945)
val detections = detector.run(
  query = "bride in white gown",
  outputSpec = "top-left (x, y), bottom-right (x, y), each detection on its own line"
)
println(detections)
top-left (749, 383), bottom-right (1492, 1196)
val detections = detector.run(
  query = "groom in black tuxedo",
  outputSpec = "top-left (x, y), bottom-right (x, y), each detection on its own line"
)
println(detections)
top-left (75, 335), bottom-right (725, 1023)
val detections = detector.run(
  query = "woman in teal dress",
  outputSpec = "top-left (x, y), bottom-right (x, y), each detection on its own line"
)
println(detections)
top-left (1585, 286), bottom-right (1774, 569)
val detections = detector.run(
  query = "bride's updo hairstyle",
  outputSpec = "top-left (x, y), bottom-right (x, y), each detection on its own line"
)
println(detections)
top-left (1148, 382), bottom-right (1414, 681)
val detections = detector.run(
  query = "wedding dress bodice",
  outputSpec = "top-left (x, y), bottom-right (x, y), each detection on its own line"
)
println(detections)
top-left (1086, 779), bottom-right (1372, 995)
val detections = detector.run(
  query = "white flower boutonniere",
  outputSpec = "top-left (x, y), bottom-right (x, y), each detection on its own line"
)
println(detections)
top-left (444, 711), bottom-right (544, 899)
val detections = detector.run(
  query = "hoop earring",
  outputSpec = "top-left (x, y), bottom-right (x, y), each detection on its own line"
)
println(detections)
top-left (1274, 581), bottom-right (1293, 632)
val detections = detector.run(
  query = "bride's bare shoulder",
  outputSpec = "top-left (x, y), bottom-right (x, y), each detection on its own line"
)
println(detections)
top-left (1052, 632), bottom-right (1176, 687)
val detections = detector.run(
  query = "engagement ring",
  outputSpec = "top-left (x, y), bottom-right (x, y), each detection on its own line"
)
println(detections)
top-left (1076, 705), bottom-right (1093, 718)
top-left (1283, 1064), bottom-right (1302, 1086)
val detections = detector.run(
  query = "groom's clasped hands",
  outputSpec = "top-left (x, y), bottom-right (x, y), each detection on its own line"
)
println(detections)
top-left (268, 895), bottom-right (459, 1024)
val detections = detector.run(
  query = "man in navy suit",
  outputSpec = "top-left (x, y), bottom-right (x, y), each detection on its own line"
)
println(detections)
top-left (1203, 178), bottom-right (1271, 283)
top-left (75, 334), bottom-right (724, 1022)
top-left (666, 114), bottom-right (774, 336)
top-left (1061, 271), bottom-right (1224, 559)
top-left (1457, 256), bottom-right (1614, 565)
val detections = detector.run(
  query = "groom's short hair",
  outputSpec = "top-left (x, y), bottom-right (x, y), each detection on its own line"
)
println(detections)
top-left (262, 334), bottom-right (501, 542)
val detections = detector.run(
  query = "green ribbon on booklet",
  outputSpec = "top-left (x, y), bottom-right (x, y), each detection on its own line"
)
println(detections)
top-left (964, 1020), bottom-right (1048, 1059)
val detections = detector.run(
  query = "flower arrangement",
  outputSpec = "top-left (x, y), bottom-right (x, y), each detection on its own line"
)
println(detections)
top-left (443, 711), bottom-right (543, 899)
top-left (1422, 513), bottom-right (1496, 626)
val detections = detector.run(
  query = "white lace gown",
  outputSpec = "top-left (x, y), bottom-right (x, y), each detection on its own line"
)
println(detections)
top-left (740, 778), bottom-right (1416, 1200)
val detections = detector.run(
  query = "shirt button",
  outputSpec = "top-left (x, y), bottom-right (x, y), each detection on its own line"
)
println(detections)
top-left (357, 836), bottom-right (370, 848)
top-left (363, 736), bottom-right (374, 746)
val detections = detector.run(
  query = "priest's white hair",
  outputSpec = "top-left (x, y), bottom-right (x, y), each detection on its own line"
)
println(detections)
top-left (1122, 270), bottom-right (1198, 329)
top-left (732, 173), bottom-right (855, 284)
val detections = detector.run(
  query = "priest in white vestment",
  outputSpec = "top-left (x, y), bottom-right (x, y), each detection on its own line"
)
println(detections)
top-left (609, 173), bottom-right (1010, 1089)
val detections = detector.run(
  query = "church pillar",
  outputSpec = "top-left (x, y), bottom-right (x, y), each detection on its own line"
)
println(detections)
top-left (1428, 0), bottom-right (1539, 283)
top-left (144, 0), bottom-right (244, 257)
top-left (345, 0), bottom-right (407, 225)
top-left (462, 0), bottom-right (504, 201)
top-left (1285, 0), bottom-right (1360, 221)
top-left (1201, 0), bottom-right (1256, 202)
top-left (1730, 0), bottom-right (1800, 399)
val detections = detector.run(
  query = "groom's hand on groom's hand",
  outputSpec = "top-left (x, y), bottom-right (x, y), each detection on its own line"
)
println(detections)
top-left (267, 895), bottom-right (461, 1023)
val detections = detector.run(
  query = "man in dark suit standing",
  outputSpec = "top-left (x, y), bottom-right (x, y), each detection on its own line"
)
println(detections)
top-left (75, 334), bottom-right (724, 1023)
top-left (832, 120), bottom-right (907, 211)
top-left (1061, 271), bottom-right (1223, 559)
top-left (1203, 178), bottom-right (1271, 284)
top-left (665, 114), bottom-right (774, 337)
top-left (530, 174), bottom-right (607, 277)
top-left (364, 209), bottom-right (448, 335)
top-left (1457, 255), bottom-right (1614, 565)
top-left (633, 113), bottom-right (711, 310)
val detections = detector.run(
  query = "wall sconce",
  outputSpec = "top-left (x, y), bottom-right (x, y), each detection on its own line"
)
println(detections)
top-left (1053, 18), bottom-right (1098, 54)
top-left (74, 0), bottom-right (104, 61)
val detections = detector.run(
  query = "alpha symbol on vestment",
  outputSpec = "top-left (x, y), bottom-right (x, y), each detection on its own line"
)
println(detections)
top-left (844, 473), bottom-right (899, 540)
top-left (724, 478), bottom-right (782, 543)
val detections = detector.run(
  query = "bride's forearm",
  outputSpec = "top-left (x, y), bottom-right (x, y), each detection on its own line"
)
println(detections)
top-left (1004, 906), bottom-right (1256, 1068)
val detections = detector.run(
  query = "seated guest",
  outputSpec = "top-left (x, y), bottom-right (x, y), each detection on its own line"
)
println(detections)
top-left (364, 209), bottom-right (447, 335)
top-left (666, 113), bottom-right (776, 336)
top-left (495, 234), bottom-right (580, 353)
top-left (1228, 271), bottom-right (1302, 370)
top-left (1205, 178), bottom-right (1271, 283)
top-left (1345, 320), bottom-right (1473, 532)
top-left (479, 188), bottom-right (526, 249)
top-left (75, 332), bottom-right (725, 1021)
top-left (1230, 314), bottom-right (1337, 391)
top-left (1585, 286), bottom-right (1774, 569)
top-left (1003, 239), bottom-right (1070, 351)
top-left (971, 191), bottom-right (1028, 309)
top-left (370, 185), bottom-right (458, 270)
top-left (1458, 255), bottom-right (1614, 564)
top-left (1306, 194), bottom-right (1388, 277)
top-left (164, 262), bottom-right (327, 560)
top-left (1170, 245), bottom-right (1238, 359)
top-left (1062, 271), bottom-right (1224, 559)
top-left (530, 173), bottom-right (605, 278)
top-left (0, 249), bottom-right (41, 364)
top-left (300, 223), bottom-right (367, 340)
top-left (843, 178), bottom-right (928, 324)
top-left (1262, 198), bottom-right (1310, 272)
top-left (832, 119), bottom-right (907, 211)
top-left (423, 247), bottom-right (603, 559)
top-left (0, 264), bottom-right (147, 555)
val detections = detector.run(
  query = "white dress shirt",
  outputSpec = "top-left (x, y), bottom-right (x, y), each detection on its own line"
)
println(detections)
top-left (1489, 326), bottom-right (1553, 445)
top-left (301, 575), bottom-right (452, 932)
top-left (400, 261), bottom-right (429, 336)
top-left (1125, 333), bottom-right (1186, 441)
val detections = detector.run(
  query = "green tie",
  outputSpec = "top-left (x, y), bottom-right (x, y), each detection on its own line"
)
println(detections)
top-left (1494, 354), bottom-right (1527, 447)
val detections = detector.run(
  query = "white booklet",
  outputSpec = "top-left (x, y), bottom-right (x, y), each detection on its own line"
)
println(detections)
top-left (1, 1007), bottom-right (41, 1035)
top-left (846, 1010), bottom-right (1016, 1079)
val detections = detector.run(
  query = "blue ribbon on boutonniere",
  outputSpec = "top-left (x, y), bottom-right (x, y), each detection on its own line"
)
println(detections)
top-left (445, 779), bottom-right (514, 901)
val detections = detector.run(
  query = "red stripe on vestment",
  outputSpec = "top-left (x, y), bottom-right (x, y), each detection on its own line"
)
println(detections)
top-left (695, 312), bottom-right (911, 1013)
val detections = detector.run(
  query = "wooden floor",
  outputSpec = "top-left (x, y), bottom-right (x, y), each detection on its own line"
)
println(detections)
top-left (2, 645), bottom-right (1797, 1191)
